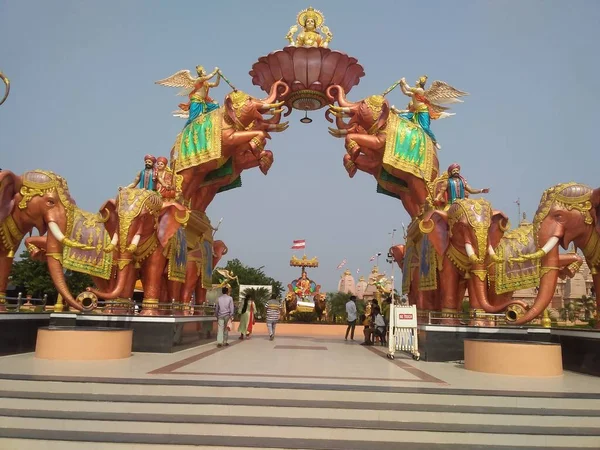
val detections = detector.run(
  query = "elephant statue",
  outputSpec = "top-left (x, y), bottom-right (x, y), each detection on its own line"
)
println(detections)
top-left (390, 229), bottom-right (440, 319)
top-left (172, 80), bottom-right (290, 203)
top-left (0, 170), bottom-right (113, 312)
top-left (326, 85), bottom-right (439, 218)
top-left (88, 187), bottom-right (189, 315)
top-left (485, 220), bottom-right (583, 322)
top-left (0, 71), bottom-right (9, 106)
top-left (487, 182), bottom-right (600, 325)
top-left (421, 198), bottom-right (527, 324)
top-left (179, 239), bottom-right (228, 314)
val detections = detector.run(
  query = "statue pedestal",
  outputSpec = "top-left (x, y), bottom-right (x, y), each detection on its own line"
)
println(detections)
top-left (35, 327), bottom-right (132, 360)
top-left (464, 339), bottom-right (563, 377)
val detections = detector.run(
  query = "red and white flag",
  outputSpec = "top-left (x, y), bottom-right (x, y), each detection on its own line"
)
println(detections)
top-left (337, 259), bottom-right (347, 269)
top-left (291, 239), bottom-right (306, 250)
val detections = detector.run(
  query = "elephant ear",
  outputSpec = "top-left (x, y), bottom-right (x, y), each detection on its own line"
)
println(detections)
top-left (0, 171), bottom-right (21, 223)
top-left (224, 95), bottom-right (238, 129)
top-left (421, 210), bottom-right (449, 258)
top-left (374, 100), bottom-right (390, 133)
top-left (489, 210), bottom-right (510, 249)
top-left (157, 203), bottom-right (189, 248)
top-left (99, 199), bottom-right (118, 237)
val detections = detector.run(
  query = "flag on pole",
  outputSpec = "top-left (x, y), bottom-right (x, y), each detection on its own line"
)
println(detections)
top-left (337, 259), bottom-right (347, 269)
top-left (291, 239), bottom-right (306, 250)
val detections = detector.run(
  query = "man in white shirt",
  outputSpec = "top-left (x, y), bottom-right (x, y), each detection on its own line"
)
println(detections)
top-left (215, 287), bottom-right (235, 347)
top-left (345, 296), bottom-right (358, 341)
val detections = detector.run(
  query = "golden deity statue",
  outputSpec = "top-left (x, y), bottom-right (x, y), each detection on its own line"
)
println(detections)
top-left (285, 7), bottom-right (332, 48)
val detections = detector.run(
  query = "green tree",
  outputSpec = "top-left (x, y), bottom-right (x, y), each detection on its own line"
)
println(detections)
top-left (65, 270), bottom-right (94, 298)
top-left (241, 286), bottom-right (271, 320)
top-left (10, 251), bottom-right (94, 303)
top-left (9, 251), bottom-right (56, 300)
top-left (213, 258), bottom-right (284, 300)
top-left (326, 292), bottom-right (365, 323)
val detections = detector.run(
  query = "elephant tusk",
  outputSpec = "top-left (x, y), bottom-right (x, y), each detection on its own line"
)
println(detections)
top-left (126, 233), bottom-right (141, 253)
top-left (510, 236), bottom-right (560, 263)
top-left (328, 104), bottom-right (351, 113)
top-left (104, 233), bottom-right (118, 253)
top-left (48, 222), bottom-right (95, 251)
top-left (264, 101), bottom-right (285, 109)
top-left (541, 236), bottom-right (560, 255)
top-left (488, 245), bottom-right (502, 262)
top-left (465, 243), bottom-right (480, 263)
top-left (48, 221), bottom-right (66, 243)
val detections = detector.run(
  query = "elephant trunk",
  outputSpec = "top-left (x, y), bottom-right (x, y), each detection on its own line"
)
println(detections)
top-left (264, 80), bottom-right (290, 104)
top-left (0, 72), bottom-right (9, 106)
top-left (510, 246), bottom-right (561, 325)
top-left (326, 85), bottom-right (356, 108)
top-left (87, 256), bottom-right (133, 300)
top-left (46, 233), bottom-right (83, 311)
top-left (469, 263), bottom-right (528, 313)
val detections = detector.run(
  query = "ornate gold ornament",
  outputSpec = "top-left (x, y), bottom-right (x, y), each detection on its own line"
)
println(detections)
top-left (285, 7), bottom-right (333, 48)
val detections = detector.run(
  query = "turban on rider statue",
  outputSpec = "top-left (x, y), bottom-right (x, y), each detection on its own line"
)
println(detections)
top-left (156, 156), bottom-right (168, 166)
top-left (447, 163), bottom-right (460, 175)
top-left (144, 154), bottom-right (157, 164)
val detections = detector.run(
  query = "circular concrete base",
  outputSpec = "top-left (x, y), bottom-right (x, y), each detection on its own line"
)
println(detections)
top-left (464, 339), bottom-right (563, 377)
top-left (35, 327), bottom-right (133, 360)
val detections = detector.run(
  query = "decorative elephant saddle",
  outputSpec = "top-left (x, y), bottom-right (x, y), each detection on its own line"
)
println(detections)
top-left (382, 113), bottom-right (437, 182)
top-left (62, 208), bottom-right (113, 280)
top-left (492, 223), bottom-right (540, 294)
top-left (172, 108), bottom-right (223, 173)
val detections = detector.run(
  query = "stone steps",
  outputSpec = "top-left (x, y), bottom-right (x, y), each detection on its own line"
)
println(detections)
top-left (0, 379), bottom-right (599, 449)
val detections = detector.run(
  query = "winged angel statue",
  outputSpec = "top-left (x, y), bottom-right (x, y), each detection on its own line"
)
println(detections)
top-left (390, 75), bottom-right (467, 150)
top-left (155, 65), bottom-right (221, 122)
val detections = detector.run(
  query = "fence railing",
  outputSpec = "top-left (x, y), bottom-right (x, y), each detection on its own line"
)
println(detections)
top-left (0, 293), bottom-right (216, 317)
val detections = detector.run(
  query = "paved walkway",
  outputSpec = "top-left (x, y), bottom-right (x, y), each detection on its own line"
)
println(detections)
top-left (0, 326), bottom-right (599, 448)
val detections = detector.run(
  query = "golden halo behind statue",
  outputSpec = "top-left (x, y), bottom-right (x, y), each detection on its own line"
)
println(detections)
top-left (297, 7), bottom-right (324, 28)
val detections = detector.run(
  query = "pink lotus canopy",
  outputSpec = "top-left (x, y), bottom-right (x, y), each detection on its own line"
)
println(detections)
top-left (250, 46), bottom-right (365, 113)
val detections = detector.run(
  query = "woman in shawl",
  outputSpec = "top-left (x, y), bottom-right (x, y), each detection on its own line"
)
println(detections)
top-left (237, 293), bottom-right (256, 340)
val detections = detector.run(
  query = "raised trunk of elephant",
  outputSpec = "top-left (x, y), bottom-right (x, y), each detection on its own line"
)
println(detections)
top-left (264, 80), bottom-right (289, 105)
top-left (511, 246), bottom-right (560, 325)
top-left (0, 72), bottom-right (9, 105)
top-left (327, 85), bottom-right (357, 109)
top-left (46, 233), bottom-right (83, 311)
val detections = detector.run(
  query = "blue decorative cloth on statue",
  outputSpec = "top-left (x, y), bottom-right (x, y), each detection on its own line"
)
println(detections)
top-left (448, 177), bottom-right (465, 204)
top-left (137, 169), bottom-right (156, 190)
top-left (399, 111), bottom-right (437, 144)
top-left (185, 100), bottom-right (220, 127)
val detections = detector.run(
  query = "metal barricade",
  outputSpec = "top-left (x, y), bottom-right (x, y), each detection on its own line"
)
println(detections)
top-left (387, 304), bottom-right (420, 360)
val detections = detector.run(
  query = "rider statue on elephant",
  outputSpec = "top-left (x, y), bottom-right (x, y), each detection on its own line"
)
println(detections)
top-left (433, 163), bottom-right (490, 208)
top-left (390, 75), bottom-right (467, 150)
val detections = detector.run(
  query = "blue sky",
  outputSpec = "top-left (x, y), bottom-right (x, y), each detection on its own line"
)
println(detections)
top-left (1, 1), bottom-right (599, 291)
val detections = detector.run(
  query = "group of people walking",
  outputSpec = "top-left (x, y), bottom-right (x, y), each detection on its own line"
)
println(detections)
top-left (214, 287), bottom-right (282, 347)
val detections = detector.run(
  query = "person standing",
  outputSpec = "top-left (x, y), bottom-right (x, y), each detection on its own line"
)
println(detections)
top-left (345, 295), bottom-right (358, 341)
top-left (265, 294), bottom-right (281, 341)
top-left (215, 287), bottom-right (234, 348)
top-left (237, 294), bottom-right (256, 340)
